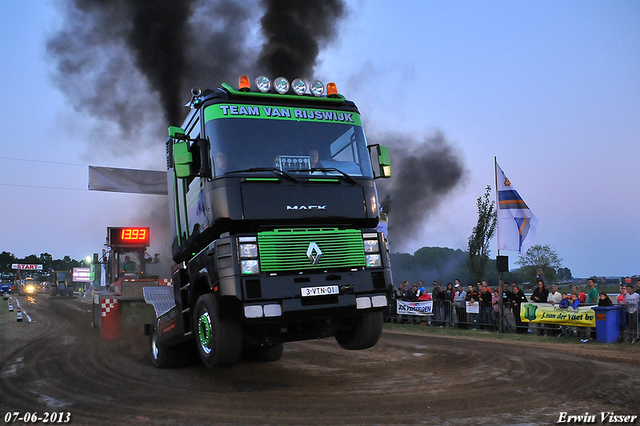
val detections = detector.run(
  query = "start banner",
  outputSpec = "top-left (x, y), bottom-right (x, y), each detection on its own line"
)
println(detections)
top-left (520, 302), bottom-right (596, 327)
top-left (397, 300), bottom-right (433, 316)
top-left (11, 264), bottom-right (43, 270)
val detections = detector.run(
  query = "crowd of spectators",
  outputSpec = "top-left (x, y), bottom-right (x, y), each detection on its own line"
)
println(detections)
top-left (391, 277), bottom-right (640, 343)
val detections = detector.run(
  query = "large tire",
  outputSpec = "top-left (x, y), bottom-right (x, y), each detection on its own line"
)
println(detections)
top-left (194, 293), bottom-right (242, 368)
top-left (335, 311), bottom-right (384, 350)
top-left (150, 318), bottom-right (180, 368)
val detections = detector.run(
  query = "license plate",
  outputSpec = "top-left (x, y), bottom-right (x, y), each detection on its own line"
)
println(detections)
top-left (301, 285), bottom-right (339, 297)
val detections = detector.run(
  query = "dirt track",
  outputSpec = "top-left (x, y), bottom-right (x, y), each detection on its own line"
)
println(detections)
top-left (1, 294), bottom-right (639, 425)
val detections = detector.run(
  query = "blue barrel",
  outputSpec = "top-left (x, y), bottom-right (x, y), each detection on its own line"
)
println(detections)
top-left (592, 306), bottom-right (624, 343)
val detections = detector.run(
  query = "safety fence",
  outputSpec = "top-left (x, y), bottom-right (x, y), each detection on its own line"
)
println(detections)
top-left (384, 297), bottom-right (640, 343)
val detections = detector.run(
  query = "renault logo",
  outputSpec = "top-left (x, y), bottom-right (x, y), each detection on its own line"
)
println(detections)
top-left (306, 242), bottom-right (323, 265)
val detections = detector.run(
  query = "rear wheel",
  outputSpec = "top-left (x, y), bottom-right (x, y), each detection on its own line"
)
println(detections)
top-left (150, 318), bottom-right (179, 368)
top-left (335, 311), bottom-right (384, 350)
top-left (194, 293), bottom-right (242, 367)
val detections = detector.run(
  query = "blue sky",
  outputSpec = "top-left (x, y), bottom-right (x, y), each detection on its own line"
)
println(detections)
top-left (1, 0), bottom-right (639, 277)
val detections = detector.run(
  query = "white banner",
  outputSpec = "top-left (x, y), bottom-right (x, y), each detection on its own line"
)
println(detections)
top-left (397, 300), bottom-right (433, 316)
top-left (12, 264), bottom-right (43, 270)
top-left (465, 301), bottom-right (479, 314)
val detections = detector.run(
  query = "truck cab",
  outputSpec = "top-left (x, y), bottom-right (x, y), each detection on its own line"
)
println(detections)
top-left (152, 76), bottom-right (393, 367)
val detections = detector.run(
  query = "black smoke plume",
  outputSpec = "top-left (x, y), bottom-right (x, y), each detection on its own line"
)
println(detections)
top-left (258, 0), bottom-right (345, 79)
top-left (374, 131), bottom-right (466, 249)
top-left (47, 0), bottom-right (255, 137)
top-left (47, 0), bottom-right (346, 135)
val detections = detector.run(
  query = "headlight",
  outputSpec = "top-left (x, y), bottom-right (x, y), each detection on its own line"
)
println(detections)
top-left (239, 243), bottom-right (258, 258)
top-left (363, 239), bottom-right (379, 253)
top-left (241, 260), bottom-right (260, 275)
top-left (365, 254), bottom-right (382, 268)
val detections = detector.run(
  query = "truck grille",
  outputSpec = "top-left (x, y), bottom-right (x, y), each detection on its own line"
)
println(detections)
top-left (257, 228), bottom-right (365, 272)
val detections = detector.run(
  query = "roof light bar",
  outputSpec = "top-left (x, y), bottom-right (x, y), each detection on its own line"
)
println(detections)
top-left (292, 78), bottom-right (307, 95)
top-left (310, 80), bottom-right (324, 96)
top-left (255, 75), bottom-right (271, 93)
top-left (274, 77), bottom-right (290, 94)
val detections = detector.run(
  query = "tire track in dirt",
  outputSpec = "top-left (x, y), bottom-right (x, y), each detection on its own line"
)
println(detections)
top-left (2, 296), bottom-right (639, 425)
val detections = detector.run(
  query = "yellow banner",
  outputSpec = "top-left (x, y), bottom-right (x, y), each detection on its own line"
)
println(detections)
top-left (520, 303), bottom-right (595, 327)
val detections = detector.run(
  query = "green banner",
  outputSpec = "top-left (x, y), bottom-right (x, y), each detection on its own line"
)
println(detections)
top-left (521, 302), bottom-right (596, 327)
top-left (204, 103), bottom-right (362, 126)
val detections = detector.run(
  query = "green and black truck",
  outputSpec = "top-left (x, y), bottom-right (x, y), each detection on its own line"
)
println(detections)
top-left (145, 75), bottom-right (393, 368)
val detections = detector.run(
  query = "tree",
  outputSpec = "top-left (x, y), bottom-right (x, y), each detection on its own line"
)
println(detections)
top-left (467, 185), bottom-right (497, 283)
top-left (515, 244), bottom-right (563, 284)
top-left (563, 267), bottom-right (572, 280)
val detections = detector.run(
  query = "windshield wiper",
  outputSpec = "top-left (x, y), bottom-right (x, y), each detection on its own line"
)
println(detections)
top-left (309, 168), bottom-right (358, 185)
top-left (226, 167), bottom-right (300, 183)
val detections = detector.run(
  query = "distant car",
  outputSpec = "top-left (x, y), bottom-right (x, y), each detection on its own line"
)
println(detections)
top-left (0, 282), bottom-right (11, 294)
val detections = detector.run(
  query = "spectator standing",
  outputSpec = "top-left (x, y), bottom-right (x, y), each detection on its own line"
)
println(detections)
top-left (453, 282), bottom-right (466, 329)
top-left (586, 279), bottom-right (598, 305)
top-left (571, 285), bottom-right (586, 304)
top-left (511, 283), bottom-right (528, 334)
top-left (531, 279), bottom-right (549, 303)
top-left (432, 281), bottom-right (445, 326)
top-left (559, 293), bottom-right (570, 308)
top-left (548, 285), bottom-right (562, 306)
top-left (569, 293), bottom-right (581, 309)
top-left (491, 289), bottom-right (500, 330)
top-left (624, 285), bottom-right (639, 342)
top-left (408, 283), bottom-right (420, 302)
top-left (617, 285), bottom-right (627, 304)
top-left (444, 283), bottom-right (454, 324)
top-left (465, 284), bottom-right (480, 330)
top-left (418, 291), bottom-right (431, 301)
top-left (479, 284), bottom-right (493, 331)
top-left (396, 282), bottom-right (407, 301)
top-left (501, 282), bottom-right (516, 332)
top-left (531, 279), bottom-right (549, 335)
top-left (598, 292), bottom-right (612, 307)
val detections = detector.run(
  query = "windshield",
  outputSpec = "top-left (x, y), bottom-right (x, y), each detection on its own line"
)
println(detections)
top-left (204, 103), bottom-right (373, 178)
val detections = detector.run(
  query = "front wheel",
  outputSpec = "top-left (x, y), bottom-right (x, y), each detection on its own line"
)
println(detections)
top-left (335, 311), bottom-right (384, 350)
top-left (194, 293), bottom-right (242, 368)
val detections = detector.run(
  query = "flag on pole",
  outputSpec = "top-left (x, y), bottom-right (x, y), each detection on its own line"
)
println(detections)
top-left (495, 161), bottom-right (538, 254)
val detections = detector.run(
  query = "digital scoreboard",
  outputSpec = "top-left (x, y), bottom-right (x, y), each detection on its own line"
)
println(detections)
top-left (107, 227), bottom-right (150, 247)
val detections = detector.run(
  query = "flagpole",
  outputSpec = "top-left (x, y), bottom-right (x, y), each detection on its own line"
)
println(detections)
top-left (494, 156), bottom-right (505, 332)
top-left (494, 156), bottom-right (499, 257)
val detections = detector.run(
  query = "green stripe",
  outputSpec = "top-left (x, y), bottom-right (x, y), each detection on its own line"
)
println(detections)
top-left (308, 178), bottom-right (340, 183)
top-left (244, 177), bottom-right (281, 182)
top-left (204, 104), bottom-right (362, 127)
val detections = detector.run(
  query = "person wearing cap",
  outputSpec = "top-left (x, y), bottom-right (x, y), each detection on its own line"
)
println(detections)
top-left (453, 281), bottom-right (466, 329)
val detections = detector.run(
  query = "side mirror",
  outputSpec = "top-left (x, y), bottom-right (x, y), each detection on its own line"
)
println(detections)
top-left (173, 141), bottom-right (193, 178)
top-left (368, 144), bottom-right (392, 179)
top-left (169, 126), bottom-right (187, 140)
